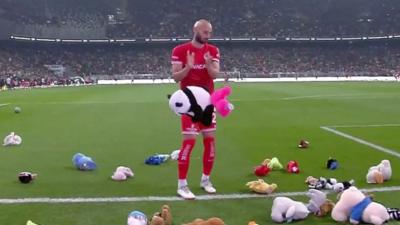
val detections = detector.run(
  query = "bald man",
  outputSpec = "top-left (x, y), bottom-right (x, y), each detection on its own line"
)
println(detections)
top-left (171, 19), bottom-right (220, 199)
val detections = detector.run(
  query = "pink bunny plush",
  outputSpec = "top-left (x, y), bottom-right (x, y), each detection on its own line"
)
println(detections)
top-left (111, 166), bottom-right (134, 181)
top-left (211, 86), bottom-right (234, 117)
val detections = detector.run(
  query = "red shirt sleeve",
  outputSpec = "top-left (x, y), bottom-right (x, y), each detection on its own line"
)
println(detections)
top-left (209, 46), bottom-right (220, 62)
top-left (171, 46), bottom-right (185, 65)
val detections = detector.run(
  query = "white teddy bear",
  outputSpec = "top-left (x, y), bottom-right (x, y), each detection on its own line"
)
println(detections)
top-left (3, 132), bottom-right (22, 146)
top-left (271, 189), bottom-right (328, 223)
top-left (366, 160), bottom-right (391, 184)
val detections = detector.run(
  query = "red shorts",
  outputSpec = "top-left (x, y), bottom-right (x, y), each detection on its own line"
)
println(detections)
top-left (181, 113), bottom-right (217, 135)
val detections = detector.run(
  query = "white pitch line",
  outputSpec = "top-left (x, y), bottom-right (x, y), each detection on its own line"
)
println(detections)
top-left (0, 103), bottom-right (10, 107)
top-left (328, 124), bottom-right (400, 128)
top-left (1, 186), bottom-right (400, 204)
top-left (321, 126), bottom-right (400, 158)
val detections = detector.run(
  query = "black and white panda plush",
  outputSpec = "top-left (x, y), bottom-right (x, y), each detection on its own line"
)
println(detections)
top-left (168, 86), bottom-right (214, 126)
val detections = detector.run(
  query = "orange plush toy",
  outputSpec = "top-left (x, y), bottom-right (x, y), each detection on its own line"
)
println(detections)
top-left (182, 217), bottom-right (225, 225)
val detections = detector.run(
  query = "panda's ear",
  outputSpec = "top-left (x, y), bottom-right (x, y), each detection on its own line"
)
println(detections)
top-left (167, 94), bottom-right (171, 99)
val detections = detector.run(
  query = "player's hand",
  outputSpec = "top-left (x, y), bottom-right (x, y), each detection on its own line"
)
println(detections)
top-left (204, 51), bottom-right (212, 64)
top-left (186, 51), bottom-right (195, 69)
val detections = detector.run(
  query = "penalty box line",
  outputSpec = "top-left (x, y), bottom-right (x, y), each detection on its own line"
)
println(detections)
top-left (1, 186), bottom-right (400, 204)
top-left (321, 125), bottom-right (400, 159)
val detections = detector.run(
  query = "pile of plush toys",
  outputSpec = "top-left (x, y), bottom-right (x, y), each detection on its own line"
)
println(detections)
top-left (127, 205), bottom-right (226, 225)
top-left (265, 157), bottom-right (396, 224)
top-left (244, 136), bottom-right (397, 225)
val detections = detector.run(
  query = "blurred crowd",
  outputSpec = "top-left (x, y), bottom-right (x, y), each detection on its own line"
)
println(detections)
top-left (1, 0), bottom-right (399, 88)
top-left (1, 0), bottom-right (399, 38)
top-left (1, 41), bottom-right (399, 88)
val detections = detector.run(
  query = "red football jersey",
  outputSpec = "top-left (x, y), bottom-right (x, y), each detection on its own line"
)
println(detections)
top-left (171, 42), bottom-right (220, 93)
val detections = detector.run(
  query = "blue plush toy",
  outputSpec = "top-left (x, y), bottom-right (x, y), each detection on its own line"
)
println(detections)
top-left (72, 153), bottom-right (97, 170)
top-left (145, 154), bottom-right (170, 165)
top-left (327, 158), bottom-right (338, 170)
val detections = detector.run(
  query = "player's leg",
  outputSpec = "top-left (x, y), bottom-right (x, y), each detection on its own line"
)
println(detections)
top-left (199, 112), bottom-right (217, 194)
top-left (177, 115), bottom-right (198, 199)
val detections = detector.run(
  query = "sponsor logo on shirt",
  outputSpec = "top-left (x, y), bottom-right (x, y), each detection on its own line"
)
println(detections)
top-left (192, 64), bottom-right (206, 69)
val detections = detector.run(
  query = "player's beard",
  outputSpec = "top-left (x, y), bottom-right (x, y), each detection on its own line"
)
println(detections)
top-left (195, 33), bottom-right (208, 44)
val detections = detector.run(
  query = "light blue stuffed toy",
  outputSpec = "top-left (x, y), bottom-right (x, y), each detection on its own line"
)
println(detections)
top-left (127, 210), bottom-right (148, 225)
top-left (72, 153), bottom-right (97, 170)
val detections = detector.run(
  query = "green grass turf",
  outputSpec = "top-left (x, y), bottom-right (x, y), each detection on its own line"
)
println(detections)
top-left (0, 82), bottom-right (399, 224)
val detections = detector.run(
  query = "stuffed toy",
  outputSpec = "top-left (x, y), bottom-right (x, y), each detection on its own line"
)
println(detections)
top-left (182, 217), bottom-right (225, 225)
top-left (127, 211), bottom-right (148, 225)
top-left (366, 160), bottom-right (392, 184)
top-left (14, 106), bottom-right (21, 113)
top-left (298, 139), bottom-right (309, 148)
top-left (286, 160), bottom-right (300, 173)
top-left (331, 186), bottom-right (390, 225)
top-left (254, 159), bottom-right (271, 176)
top-left (327, 158), bottom-right (339, 170)
top-left (246, 179), bottom-right (277, 194)
top-left (168, 86), bottom-right (215, 126)
top-left (168, 86), bottom-right (233, 126)
top-left (145, 154), bottom-right (170, 165)
top-left (170, 150), bottom-right (180, 160)
top-left (210, 86), bottom-right (234, 117)
top-left (111, 166), bottom-right (134, 181)
top-left (18, 172), bottom-right (37, 184)
top-left (149, 205), bottom-right (172, 225)
top-left (3, 132), bottom-right (22, 146)
top-left (317, 199), bottom-right (335, 217)
top-left (248, 221), bottom-right (258, 225)
top-left (387, 208), bottom-right (400, 221)
top-left (265, 157), bottom-right (283, 170)
top-left (26, 221), bottom-right (38, 225)
top-left (271, 189), bottom-right (328, 223)
top-left (72, 153), bottom-right (97, 170)
top-left (305, 176), bottom-right (354, 192)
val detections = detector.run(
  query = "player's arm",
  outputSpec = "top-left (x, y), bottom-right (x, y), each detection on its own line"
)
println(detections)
top-left (171, 50), bottom-right (194, 82)
top-left (172, 64), bottom-right (191, 82)
top-left (205, 59), bottom-right (220, 79)
top-left (204, 48), bottom-right (220, 79)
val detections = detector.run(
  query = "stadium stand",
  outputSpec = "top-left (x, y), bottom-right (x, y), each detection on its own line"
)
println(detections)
top-left (0, 0), bottom-right (399, 88)
top-left (1, 41), bottom-right (399, 88)
top-left (0, 0), bottom-right (399, 38)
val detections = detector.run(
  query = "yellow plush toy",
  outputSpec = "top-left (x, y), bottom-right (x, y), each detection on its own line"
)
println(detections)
top-left (248, 221), bottom-right (259, 225)
top-left (149, 205), bottom-right (172, 225)
top-left (246, 179), bottom-right (277, 194)
top-left (182, 217), bottom-right (225, 225)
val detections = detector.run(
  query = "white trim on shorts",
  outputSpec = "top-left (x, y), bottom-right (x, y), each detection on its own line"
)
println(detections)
top-left (201, 128), bottom-right (216, 133)
top-left (182, 131), bottom-right (199, 135)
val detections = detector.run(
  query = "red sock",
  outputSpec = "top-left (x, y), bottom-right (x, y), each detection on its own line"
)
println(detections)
top-left (178, 139), bottom-right (196, 179)
top-left (203, 137), bottom-right (216, 176)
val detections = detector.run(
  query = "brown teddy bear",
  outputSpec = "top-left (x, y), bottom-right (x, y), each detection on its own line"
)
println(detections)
top-left (316, 199), bottom-right (335, 217)
top-left (182, 217), bottom-right (225, 225)
top-left (149, 205), bottom-right (172, 225)
top-left (298, 139), bottom-right (310, 148)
